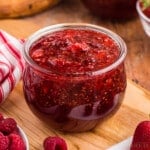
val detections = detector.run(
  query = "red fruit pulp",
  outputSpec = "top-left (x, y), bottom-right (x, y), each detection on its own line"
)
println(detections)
top-left (81, 0), bottom-right (137, 20)
top-left (23, 28), bottom-right (126, 132)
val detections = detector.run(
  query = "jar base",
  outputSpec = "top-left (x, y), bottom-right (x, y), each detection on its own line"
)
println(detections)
top-left (25, 92), bottom-right (125, 132)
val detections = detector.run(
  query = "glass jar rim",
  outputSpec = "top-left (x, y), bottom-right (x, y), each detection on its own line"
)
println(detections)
top-left (23, 23), bottom-right (127, 76)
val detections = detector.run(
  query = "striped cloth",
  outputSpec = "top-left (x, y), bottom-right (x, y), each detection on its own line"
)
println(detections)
top-left (0, 30), bottom-right (25, 104)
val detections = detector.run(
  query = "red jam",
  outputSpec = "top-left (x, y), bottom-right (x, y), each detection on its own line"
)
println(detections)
top-left (81, 0), bottom-right (137, 20)
top-left (30, 30), bottom-right (120, 74)
top-left (23, 27), bottom-right (126, 132)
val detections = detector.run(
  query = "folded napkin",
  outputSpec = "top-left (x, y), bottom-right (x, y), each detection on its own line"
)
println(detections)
top-left (0, 30), bottom-right (25, 104)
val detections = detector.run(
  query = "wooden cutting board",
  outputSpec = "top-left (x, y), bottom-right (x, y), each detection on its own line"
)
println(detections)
top-left (0, 20), bottom-right (41, 38)
top-left (0, 79), bottom-right (150, 150)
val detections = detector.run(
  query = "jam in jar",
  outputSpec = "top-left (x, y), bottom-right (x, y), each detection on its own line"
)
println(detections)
top-left (23, 24), bottom-right (127, 132)
top-left (81, 0), bottom-right (137, 20)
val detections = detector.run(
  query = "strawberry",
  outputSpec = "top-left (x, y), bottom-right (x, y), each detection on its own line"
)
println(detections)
top-left (130, 121), bottom-right (150, 150)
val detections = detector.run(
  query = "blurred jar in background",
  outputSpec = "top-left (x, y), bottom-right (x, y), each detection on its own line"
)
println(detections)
top-left (81, 0), bottom-right (138, 20)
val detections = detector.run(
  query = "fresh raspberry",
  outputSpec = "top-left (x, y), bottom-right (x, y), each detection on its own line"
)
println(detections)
top-left (0, 132), bottom-right (10, 150)
top-left (0, 118), bottom-right (17, 135)
top-left (43, 136), bottom-right (67, 150)
top-left (130, 121), bottom-right (150, 150)
top-left (9, 133), bottom-right (26, 150)
top-left (11, 127), bottom-right (20, 135)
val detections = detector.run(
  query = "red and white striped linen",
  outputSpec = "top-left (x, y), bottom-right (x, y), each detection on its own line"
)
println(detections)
top-left (0, 30), bottom-right (25, 104)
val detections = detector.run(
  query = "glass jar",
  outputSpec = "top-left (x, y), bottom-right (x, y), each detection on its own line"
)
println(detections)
top-left (81, 0), bottom-right (137, 20)
top-left (23, 23), bottom-right (127, 132)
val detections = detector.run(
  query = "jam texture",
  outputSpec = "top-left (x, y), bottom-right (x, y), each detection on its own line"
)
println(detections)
top-left (23, 28), bottom-right (126, 132)
top-left (29, 29), bottom-right (120, 74)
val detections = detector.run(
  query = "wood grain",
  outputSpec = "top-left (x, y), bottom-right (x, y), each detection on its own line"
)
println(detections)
top-left (0, 20), bottom-right (40, 38)
top-left (0, 80), bottom-right (149, 150)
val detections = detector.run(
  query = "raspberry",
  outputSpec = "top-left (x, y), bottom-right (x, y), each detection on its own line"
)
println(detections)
top-left (0, 113), bottom-right (4, 121)
top-left (43, 136), bottom-right (67, 150)
top-left (0, 114), bottom-right (26, 150)
top-left (9, 133), bottom-right (26, 150)
top-left (0, 132), bottom-right (10, 150)
top-left (11, 127), bottom-right (20, 135)
top-left (0, 118), bottom-right (17, 134)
